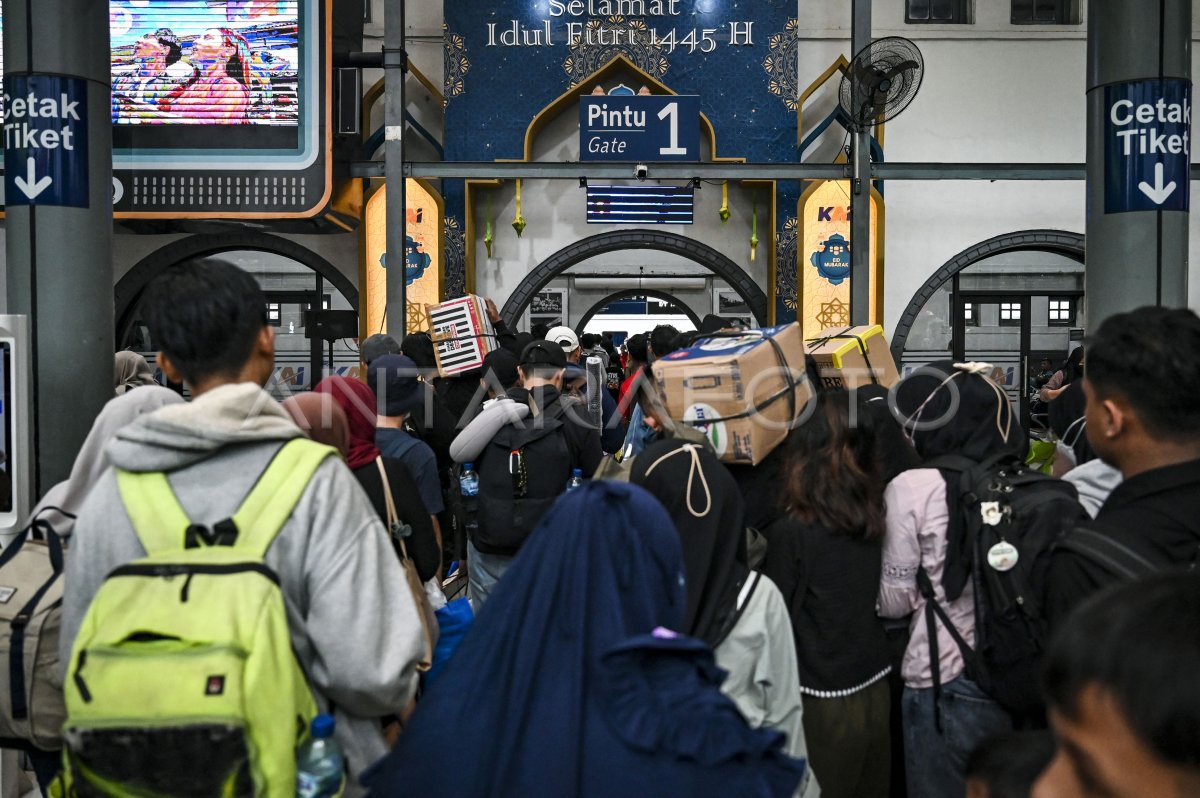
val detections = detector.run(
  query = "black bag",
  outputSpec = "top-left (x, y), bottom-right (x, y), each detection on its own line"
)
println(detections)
top-left (472, 399), bottom-right (574, 554)
top-left (917, 453), bottom-right (1087, 723)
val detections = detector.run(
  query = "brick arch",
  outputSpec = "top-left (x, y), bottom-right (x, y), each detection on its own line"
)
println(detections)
top-left (500, 230), bottom-right (768, 327)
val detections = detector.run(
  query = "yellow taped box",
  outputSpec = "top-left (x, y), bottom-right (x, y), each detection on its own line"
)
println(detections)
top-left (805, 325), bottom-right (900, 390)
top-left (651, 323), bottom-right (813, 465)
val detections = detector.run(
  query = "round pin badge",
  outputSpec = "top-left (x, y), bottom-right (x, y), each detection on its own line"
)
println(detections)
top-left (987, 541), bottom-right (1019, 572)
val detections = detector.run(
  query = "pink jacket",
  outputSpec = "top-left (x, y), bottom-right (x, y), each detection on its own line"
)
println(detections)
top-left (879, 468), bottom-right (976, 689)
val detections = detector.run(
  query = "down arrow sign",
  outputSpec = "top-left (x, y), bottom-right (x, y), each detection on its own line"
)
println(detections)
top-left (13, 157), bottom-right (53, 201)
top-left (1137, 162), bottom-right (1177, 205)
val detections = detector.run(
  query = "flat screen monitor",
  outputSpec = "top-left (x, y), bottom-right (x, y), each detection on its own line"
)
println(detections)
top-left (0, 0), bottom-right (330, 218)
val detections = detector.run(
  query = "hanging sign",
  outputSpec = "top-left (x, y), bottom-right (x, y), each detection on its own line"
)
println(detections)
top-left (3, 74), bottom-right (89, 208)
top-left (1104, 78), bottom-right (1192, 214)
top-left (579, 95), bottom-right (699, 161)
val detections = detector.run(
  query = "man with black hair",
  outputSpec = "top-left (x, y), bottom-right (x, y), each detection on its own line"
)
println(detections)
top-left (465, 340), bottom-right (602, 606)
top-left (1045, 306), bottom-right (1200, 623)
top-left (1034, 573), bottom-right (1200, 798)
top-left (649, 323), bottom-right (682, 362)
top-left (60, 259), bottom-right (425, 786)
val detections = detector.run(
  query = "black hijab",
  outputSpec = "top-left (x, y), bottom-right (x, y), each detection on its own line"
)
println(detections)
top-left (856, 383), bottom-right (920, 484)
top-left (896, 361), bottom-right (1025, 600)
top-left (631, 439), bottom-right (750, 648)
top-left (1048, 379), bottom-right (1094, 465)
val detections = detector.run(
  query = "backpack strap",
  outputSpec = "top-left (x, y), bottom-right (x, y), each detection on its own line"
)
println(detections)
top-left (228, 439), bottom-right (336, 558)
top-left (1054, 526), bottom-right (1160, 581)
top-left (915, 565), bottom-right (981, 734)
top-left (117, 438), bottom-right (335, 558)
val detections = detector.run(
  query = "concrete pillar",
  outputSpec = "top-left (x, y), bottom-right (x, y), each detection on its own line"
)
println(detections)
top-left (1085, 0), bottom-right (1191, 327)
top-left (3, 0), bottom-right (114, 494)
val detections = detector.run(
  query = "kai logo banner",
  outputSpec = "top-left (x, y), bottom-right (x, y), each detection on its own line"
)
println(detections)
top-left (798, 181), bottom-right (883, 335)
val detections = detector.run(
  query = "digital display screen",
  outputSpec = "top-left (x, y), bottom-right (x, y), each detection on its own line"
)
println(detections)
top-left (0, 0), bottom-right (315, 155)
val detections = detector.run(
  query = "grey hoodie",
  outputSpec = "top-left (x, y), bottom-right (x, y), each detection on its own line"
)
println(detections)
top-left (60, 383), bottom-right (424, 789)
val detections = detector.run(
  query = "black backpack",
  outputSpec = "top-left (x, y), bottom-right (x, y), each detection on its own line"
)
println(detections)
top-left (917, 453), bottom-right (1087, 723)
top-left (472, 399), bottom-right (575, 554)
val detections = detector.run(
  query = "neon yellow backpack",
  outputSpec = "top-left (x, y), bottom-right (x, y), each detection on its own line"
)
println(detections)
top-left (61, 438), bottom-right (335, 797)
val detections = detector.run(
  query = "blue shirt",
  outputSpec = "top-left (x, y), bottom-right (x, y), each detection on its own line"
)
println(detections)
top-left (376, 428), bottom-right (445, 515)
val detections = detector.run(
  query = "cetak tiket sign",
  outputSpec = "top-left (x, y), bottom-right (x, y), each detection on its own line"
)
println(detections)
top-left (3, 73), bottom-right (89, 209)
top-left (1104, 77), bottom-right (1191, 214)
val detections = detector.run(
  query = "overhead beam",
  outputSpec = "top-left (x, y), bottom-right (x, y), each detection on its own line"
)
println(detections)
top-left (352, 161), bottom-right (1123, 180)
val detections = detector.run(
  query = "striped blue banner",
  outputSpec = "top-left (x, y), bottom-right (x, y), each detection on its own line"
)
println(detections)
top-left (586, 184), bottom-right (694, 225)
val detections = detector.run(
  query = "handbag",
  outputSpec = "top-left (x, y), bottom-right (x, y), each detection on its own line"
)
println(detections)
top-left (376, 458), bottom-right (439, 672)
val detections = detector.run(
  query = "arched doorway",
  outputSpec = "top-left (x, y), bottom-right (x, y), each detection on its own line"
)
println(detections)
top-left (499, 230), bottom-right (769, 327)
top-left (115, 233), bottom-right (360, 397)
top-left (893, 229), bottom-right (1086, 424)
top-left (576, 289), bottom-right (703, 336)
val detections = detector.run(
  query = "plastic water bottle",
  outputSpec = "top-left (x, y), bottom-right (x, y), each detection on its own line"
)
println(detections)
top-left (296, 714), bottom-right (343, 798)
top-left (460, 463), bottom-right (480, 497)
top-left (566, 468), bottom-right (585, 492)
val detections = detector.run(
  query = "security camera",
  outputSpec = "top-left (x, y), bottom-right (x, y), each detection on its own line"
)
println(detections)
top-left (635, 164), bottom-right (649, 181)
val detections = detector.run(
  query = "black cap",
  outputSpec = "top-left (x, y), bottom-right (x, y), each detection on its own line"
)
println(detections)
top-left (361, 334), bottom-right (400, 365)
top-left (520, 339), bottom-right (566, 369)
top-left (482, 348), bottom-right (520, 389)
top-left (367, 354), bottom-right (425, 416)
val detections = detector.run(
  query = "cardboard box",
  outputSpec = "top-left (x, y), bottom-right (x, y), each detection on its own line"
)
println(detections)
top-left (805, 325), bottom-right (900, 390)
top-left (427, 295), bottom-right (496, 377)
top-left (651, 323), bottom-right (813, 465)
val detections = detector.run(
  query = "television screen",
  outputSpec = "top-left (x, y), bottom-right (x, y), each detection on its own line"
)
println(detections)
top-left (111, 1), bottom-right (300, 129)
top-left (0, 0), bottom-right (329, 217)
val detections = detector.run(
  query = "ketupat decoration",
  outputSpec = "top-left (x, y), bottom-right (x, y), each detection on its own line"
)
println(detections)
top-left (749, 200), bottom-right (759, 262)
top-left (484, 194), bottom-right (495, 257)
top-left (718, 181), bottom-right (731, 223)
top-left (512, 179), bottom-right (527, 237)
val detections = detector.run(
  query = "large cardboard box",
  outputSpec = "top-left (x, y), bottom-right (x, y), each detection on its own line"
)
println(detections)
top-left (805, 325), bottom-right (900, 390)
top-left (427, 295), bottom-right (496, 377)
top-left (651, 324), bottom-right (812, 465)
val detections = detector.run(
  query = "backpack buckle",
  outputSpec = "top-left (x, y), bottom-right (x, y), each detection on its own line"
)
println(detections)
top-left (185, 520), bottom-right (240, 549)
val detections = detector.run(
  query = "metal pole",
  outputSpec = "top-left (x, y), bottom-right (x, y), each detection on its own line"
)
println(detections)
top-left (849, 0), bottom-right (872, 326)
top-left (3, 0), bottom-right (113, 494)
top-left (384, 0), bottom-right (408, 341)
top-left (1085, 0), bottom-right (1191, 327)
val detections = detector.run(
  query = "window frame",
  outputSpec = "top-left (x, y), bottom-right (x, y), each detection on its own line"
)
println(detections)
top-left (266, 302), bottom-right (282, 327)
top-left (1048, 298), bottom-right (1075, 327)
top-left (1011, 0), bottom-right (1080, 25)
top-left (999, 302), bottom-right (1022, 327)
top-left (906, 0), bottom-right (973, 24)
top-left (962, 301), bottom-right (979, 328)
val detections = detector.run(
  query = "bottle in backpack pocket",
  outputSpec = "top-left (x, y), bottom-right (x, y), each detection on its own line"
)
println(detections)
top-left (566, 468), bottom-right (585, 492)
top-left (459, 463), bottom-right (480, 497)
top-left (296, 714), bottom-right (344, 798)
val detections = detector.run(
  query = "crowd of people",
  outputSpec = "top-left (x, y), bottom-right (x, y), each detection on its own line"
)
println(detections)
top-left (2, 257), bottom-right (1200, 798)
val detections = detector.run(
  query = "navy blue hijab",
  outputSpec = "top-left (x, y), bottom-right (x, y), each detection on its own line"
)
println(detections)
top-left (364, 481), bottom-right (804, 798)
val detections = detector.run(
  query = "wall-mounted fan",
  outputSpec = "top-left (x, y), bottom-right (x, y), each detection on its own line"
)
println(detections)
top-left (839, 36), bottom-right (925, 132)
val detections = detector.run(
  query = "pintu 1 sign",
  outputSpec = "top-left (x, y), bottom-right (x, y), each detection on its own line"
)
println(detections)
top-left (3, 74), bottom-right (89, 208)
top-left (579, 94), bottom-right (699, 162)
top-left (1104, 77), bottom-right (1191, 214)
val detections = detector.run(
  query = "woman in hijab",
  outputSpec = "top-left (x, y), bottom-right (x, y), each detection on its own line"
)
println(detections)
top-left (311, 378), bottom-right (439, 582)
top-left (364, 481), bottom-right (805, 798)
top-left (113, 351), bottom-right (158, 395)
top-left (630, 439), bottom-right (816, 796)
top-left (24, 386), bottom-right (182, 542)
top-left (879, 362), bottom-right (1022, 798)
top-left (760, 390), bottom-right (891, 798)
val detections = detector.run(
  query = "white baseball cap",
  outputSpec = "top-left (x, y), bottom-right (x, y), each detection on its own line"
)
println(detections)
top-left (545, 325), bottom-right (580, 353)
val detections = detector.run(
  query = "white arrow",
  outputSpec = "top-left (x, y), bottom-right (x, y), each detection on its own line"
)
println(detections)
top-left (1138, 162), bottom-right (1177, 205)
top-left (13, 157), bottom-right (52, 201)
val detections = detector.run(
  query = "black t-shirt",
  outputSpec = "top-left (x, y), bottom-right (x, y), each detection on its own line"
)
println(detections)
top-left (354, 458), bottom-right (441, 582)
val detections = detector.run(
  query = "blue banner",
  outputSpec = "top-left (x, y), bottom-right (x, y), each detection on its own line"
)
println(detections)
top-left (3, 73), bottom-right (90, 209)
top-left (1104, 78), bottom-right (1192, 214)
